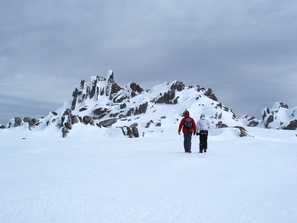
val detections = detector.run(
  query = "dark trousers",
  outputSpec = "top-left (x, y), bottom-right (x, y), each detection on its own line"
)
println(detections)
top-left (183, 132), bottom-right (192, 152)
top-left (199, 130), bottom-right (208, 152)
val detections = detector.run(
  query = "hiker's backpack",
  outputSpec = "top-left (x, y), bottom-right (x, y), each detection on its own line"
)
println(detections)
top-left (183, 117), bottom-right (193, 129)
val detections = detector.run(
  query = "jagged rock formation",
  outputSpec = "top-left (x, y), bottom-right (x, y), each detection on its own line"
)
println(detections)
top-left (233, 126), bottom-right (253, 137)
top-left (6, 117), bottom-right (39, 129)
top-left (2, 70), bottom-right (250, 137)
top-left (240, 115), bottom-right (260, 127)
top-left (118, 123), bottom-right (140, 138)
top-left (261, 102), bottom-right (297, 130)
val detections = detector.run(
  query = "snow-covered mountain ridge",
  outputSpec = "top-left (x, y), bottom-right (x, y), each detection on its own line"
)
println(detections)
top-left (1, 70), bottom-right (297, 136)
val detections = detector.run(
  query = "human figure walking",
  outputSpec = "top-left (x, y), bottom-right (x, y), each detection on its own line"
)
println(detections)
top-left (196, 113), bottom-right (210, 153)
top-left (178, 110), bottom-right (196, 153)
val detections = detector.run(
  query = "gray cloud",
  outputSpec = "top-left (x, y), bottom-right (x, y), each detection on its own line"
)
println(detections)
top-left (1, 0), bottom-right (297, 124)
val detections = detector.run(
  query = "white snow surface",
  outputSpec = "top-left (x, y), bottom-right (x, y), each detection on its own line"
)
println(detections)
top-left (1, 124), bottom-right (297, 223)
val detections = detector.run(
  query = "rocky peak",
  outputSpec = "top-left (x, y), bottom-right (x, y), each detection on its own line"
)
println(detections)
top-left (261, 102), bottom-right (297, 129)
top-left (6, 70), bottom-right (295, 138)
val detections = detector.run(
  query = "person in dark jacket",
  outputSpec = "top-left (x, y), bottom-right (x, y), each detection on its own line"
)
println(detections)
top-left (178, 110), bottom-right (196, 153)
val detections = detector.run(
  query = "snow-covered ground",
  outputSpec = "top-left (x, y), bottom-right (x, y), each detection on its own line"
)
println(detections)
top-left (0, 124), bottom-right (297, 223)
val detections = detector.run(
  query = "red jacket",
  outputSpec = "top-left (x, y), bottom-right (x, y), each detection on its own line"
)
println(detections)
top-left (178, 114), bottom-right (196, 134)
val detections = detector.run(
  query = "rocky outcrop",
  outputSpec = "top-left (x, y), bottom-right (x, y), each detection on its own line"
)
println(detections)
top-left (152, 81), bottom-right (185, 104)
top-left (23, 117), bottom-right (39, 127)
top-left (204, 88), bottom-right (218, 102)
top-left (82, 116), bottom-right (94, 125)
top-left (129, 82), bottom-right (144, 97)
top-left (240, 115), bottom-right (260, 127)
top-left (134, 102), bottom-right (148, 115)
top-left (216, 121), bottom-right (228, 129)
top-left (1, 70), bottom-right (255, 138)
top-left (233, 126), bottom-right (253, 137)
top-left (155, 90), bottom-right (177, 104)
top-left (97, 118), bottom-right (117, 127)
top-left (10, 117), bottom-right (22, 127)
top-left (284, 120), bottom-right (297, 130)
top-left (6, 117), bottom-right (39, 129)
top-left (170, 81), bottom-right (185, 92)
top-left (119, 123), bottom-right (139, 138)
top-left (261, 102), bottom-right (297, 129)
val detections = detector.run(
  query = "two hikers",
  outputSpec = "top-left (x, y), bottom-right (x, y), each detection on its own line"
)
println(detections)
top-left (178, 111), bottom-right (210, 153)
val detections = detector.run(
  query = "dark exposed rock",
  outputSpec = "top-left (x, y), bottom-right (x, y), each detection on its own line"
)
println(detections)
top-left (156, 122), bottom-right (161, 127)
top-left (71, 87), bottom-right (79, 110)
top-left (120, 103), bottom-right (127, 109)
top-left (278, 102), bottom-right (288, 109)
top-left (119, 123), bottom-right (139, 138)
top-left (134, 102), bottom-right (148, 115)
top-left (284, 120), bottom-right (297, 130)
top-left (13, 117), bottom-right (22, 127)
top-left (113, 95), bottom-right (128, 103)
top-left (64, 119), bottom-right (72, 130)
top-left (130, 82), bottom-right (144, 94)
top-left (204, 88), bottom-right (218, 101)
top-left (216, 124), bottom-right (252, 137)
top-left (262, 108), bottom-right (269, 120)
top-left (97, 118), bottom-right (117, 127)
top-left (110, 82), bottom-right (122, 95)
top-left (264, 114), bottom-right (274, 128)
top-left (79, 107), bottom-right (88, 112)
top-left (234, 126), bottom-right (252, 137)
top-left (126, 108), bottom-right (134, 116)
top-left (120, 126), bottom-right (133, 138)
top-left (145, 120), bottom-right (154, 128)
top-left (90, 79), bottom-right (98, 99)
top-left (170, 81), bottom-right (185, 91)
top-left (72, 115), bottom-right (80, 124)
top-left (107, 72), bottom-right (114, 83)
top-left (216, 103), bottom-right (236, 119)
top-left (110, 112), bottom-right (120, 118)
top-left (82, 116), bottom-right (94, 125)
top-left (62, 127), bottom-right (70, 138)
top-left (63, 108), bottom-right (72, 117)
top-left (216, 121), bottom-right (228, 129)
top-left (59, 111), bottom-right (75, 137)
top-left (240, 115), bottom-right (260, 127)
top-left (93, 108), bottom-right (109, 116)
top-left (155, 91), bottom-right (176, 104)
top-left (130, 123), bottom-right (139, 137)
top-left (173, 96), bottom-right (179, 104)
top-left (23, 117), bottom-right (38, 127)
top-left (71, 97), bottom-right (77, 110)
top-left (72, 87), bottom-right (79, 98)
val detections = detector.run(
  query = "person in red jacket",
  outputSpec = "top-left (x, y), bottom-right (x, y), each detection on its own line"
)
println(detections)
top-left (178, 110), bottom-right (196, 153)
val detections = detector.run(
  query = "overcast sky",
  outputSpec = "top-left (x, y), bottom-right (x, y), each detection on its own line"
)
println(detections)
top-left (1, 0), bottom-right (297, 124)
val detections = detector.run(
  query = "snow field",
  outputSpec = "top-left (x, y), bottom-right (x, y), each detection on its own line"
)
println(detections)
top-left (0, 126), bottom-right (297, 223)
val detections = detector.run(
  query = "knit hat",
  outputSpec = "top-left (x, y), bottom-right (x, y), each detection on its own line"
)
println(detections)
top-left (200, 113), bottom-right (205, 117)
top-left (183, 110), bottom-right (189, 116)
